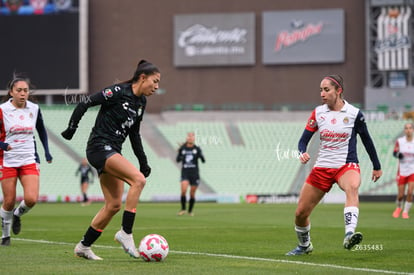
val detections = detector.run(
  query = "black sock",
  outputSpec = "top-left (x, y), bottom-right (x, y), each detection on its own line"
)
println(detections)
top-left (81, 226), bottom-right (102, 246)
top-left (189, 197), bottom-right (195, 213)
top-left (83, 193), bottom-right (88, 202)
top-left (122, 210), bottom-right (136, 234)
top-left (180, 196), bottom-right (186, 210)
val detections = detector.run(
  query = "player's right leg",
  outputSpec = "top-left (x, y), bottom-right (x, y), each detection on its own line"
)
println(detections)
top-left (402, 182), bottom-right (414, 219)
top-left (188, 179), bottom-right (199, 216)
top-left (286, 183), bottom-right (325, 256)
top-left (178, 180), bottom-right (189, 215)
top-left (0, 174), bottom-right (18, 245)
top-left (393, 183), bottom-right (406, 218)
top-left (103, 154), bottom-right (142, 258)
top-left (0, 207), bottom-right (13, 246)
top-left (74, 152), bottom-right (122, 260)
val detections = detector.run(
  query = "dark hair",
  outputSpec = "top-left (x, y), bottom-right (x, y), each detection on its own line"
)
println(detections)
top-left (121, 60), bottom-right (160, 84)
top-left (7, 73), bottom-right (31, 91)
top-left (324, 74), bottom-right (344, 92)
top-left (3, 73), bottom-right (37, 102)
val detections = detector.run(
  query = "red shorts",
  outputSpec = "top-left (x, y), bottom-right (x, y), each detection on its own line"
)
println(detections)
top-left (396, 174), bottom-right (414, 185)
top-left (306, 163), bottom-right (361, 192)
top-left (0, 163), bottom-right (39, 180)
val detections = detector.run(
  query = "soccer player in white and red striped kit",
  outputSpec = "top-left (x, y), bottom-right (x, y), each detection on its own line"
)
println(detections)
top-left (392, 123), bottom-right (414, 219)
top-left (286, 75), bottom-right (382, 255)
top-left (0, 76), bottom-right (52, 246)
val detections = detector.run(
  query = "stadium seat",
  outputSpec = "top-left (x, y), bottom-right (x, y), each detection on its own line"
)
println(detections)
top-left (8, 106), bottom-right (405, 202)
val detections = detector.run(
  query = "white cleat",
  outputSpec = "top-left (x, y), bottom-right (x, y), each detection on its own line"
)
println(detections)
top-left (114, 229), bottom-right (139, 258)
top-left (74, 242), bottom-right (103, 260)
top-left (285, 242), bottom-right (313, 256)
top-left (343, 232), bottom-right (363, 250)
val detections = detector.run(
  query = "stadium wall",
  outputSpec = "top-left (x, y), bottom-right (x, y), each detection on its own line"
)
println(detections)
top-left (86, 0), bottom-right (366, 113)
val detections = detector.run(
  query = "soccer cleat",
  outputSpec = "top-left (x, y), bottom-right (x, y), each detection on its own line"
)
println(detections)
top-left (177, 210), bottom-right (187, 216)
top-left (74, 242), bottom-right (102, 260)
top-left (81, 201), bottom-right (92, 207)
top-left (343, 232), bottom-right (363, 250)
top-left (188, 212), bottom-right (194, 217)
top-left (392, 207), bottom-right (402, 218)
top-left (114, 229), bottom-right (139, 258)
top-left (402, 212), bottom-right (409, 219)
top-left (12, 214), bottom-right (21, 235)
top-left (285, 242), bottom-right (313, 256)
top-left (1, 237), bottom-right (10, 246)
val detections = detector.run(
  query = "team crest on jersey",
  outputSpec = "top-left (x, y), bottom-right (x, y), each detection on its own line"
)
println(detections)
top-left (331, 118), bottom-right (337, 124)
top-left (19, 115), bottom-right (24, 120)
top-left (193, 149), bottom-right (197, 154)
top-left (103, 88), bottom-right (113, 99)
top-left (343, 117), bottom-right (349, 124)
top-left (137, 107), bottom-right (143, 116)
top-left (307, 119), bottom-right (316, 128)
top-left (30, 112), bottom-right (33, 118)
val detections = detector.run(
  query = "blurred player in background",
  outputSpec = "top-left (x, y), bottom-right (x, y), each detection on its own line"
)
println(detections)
top-left (392, 123), bottom-right (414, 219)
top-left (76, 157), bottom-right (94, 206)
top-left (176, 132), bottom-right (205, 216)
top-left (286, 74), bottom-right (382, 256)
top-left (0, 75), bottom-right (53, 246)
top-left (61, 60), bottom-right (159, 260)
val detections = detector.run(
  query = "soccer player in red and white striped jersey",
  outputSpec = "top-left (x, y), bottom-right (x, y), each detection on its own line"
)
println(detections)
top-left (0, 76), bottom-right (52, 246)
top-left (392, 123), bottom-right (414, 219)
top-left (286, 75), bottom-right (382, 255)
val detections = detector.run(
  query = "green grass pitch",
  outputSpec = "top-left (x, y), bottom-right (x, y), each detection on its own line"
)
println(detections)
top-left (0, 202), bottom-right (412, 274)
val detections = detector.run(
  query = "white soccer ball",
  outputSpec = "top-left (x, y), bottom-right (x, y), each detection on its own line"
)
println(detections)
top-left (138, 234), bottom-right (169, 262)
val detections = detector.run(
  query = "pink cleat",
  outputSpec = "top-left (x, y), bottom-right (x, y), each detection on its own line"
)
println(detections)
top-left (402, 212), bottom-right (409, 219)
top-left (392, 208), bottom-right (402, 218)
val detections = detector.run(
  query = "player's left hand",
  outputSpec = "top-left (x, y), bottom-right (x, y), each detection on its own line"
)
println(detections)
top-left (372, 170), bottom-right (382, 182)
top-left (140, 164), bottom-right (151, 178)
top-left (45, 152), bottom-right (53, 163)
top-left (299, 152), bottom-right (310, 164)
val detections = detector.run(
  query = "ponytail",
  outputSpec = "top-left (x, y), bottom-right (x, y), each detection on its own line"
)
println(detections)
top-left (120, 60), bottom-right (160, 84)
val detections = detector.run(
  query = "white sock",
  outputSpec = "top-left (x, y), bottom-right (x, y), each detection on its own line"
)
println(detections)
top-left (14, 201), bottom-right (31, 217)
top-left (403, 202), bottom-right (412, 213)
top-left (344, 206), bottom-right (359, 234)
top-left (0, 207), bottom-right (13, 238)
top-left (295, 224), bottom-right (311, 247)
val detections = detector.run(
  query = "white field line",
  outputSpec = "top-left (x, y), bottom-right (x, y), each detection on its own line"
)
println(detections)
top-left (14, 238), bottom-right (412, 275)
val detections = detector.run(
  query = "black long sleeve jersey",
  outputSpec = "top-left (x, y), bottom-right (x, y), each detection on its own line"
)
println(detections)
top-left (76, 164), bottom-right (94, 183)
top-left (68, 83), bottom-right (148, 164)
top-left (176, 144), bottom-right (205, 175)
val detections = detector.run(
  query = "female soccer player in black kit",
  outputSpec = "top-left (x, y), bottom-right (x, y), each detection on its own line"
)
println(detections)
top-left (61, 60), bottom-right (160, 260)
top-left (176, 132), bottom-right (205, 216)
top-left (76, 157), bottom-right (94, 206)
